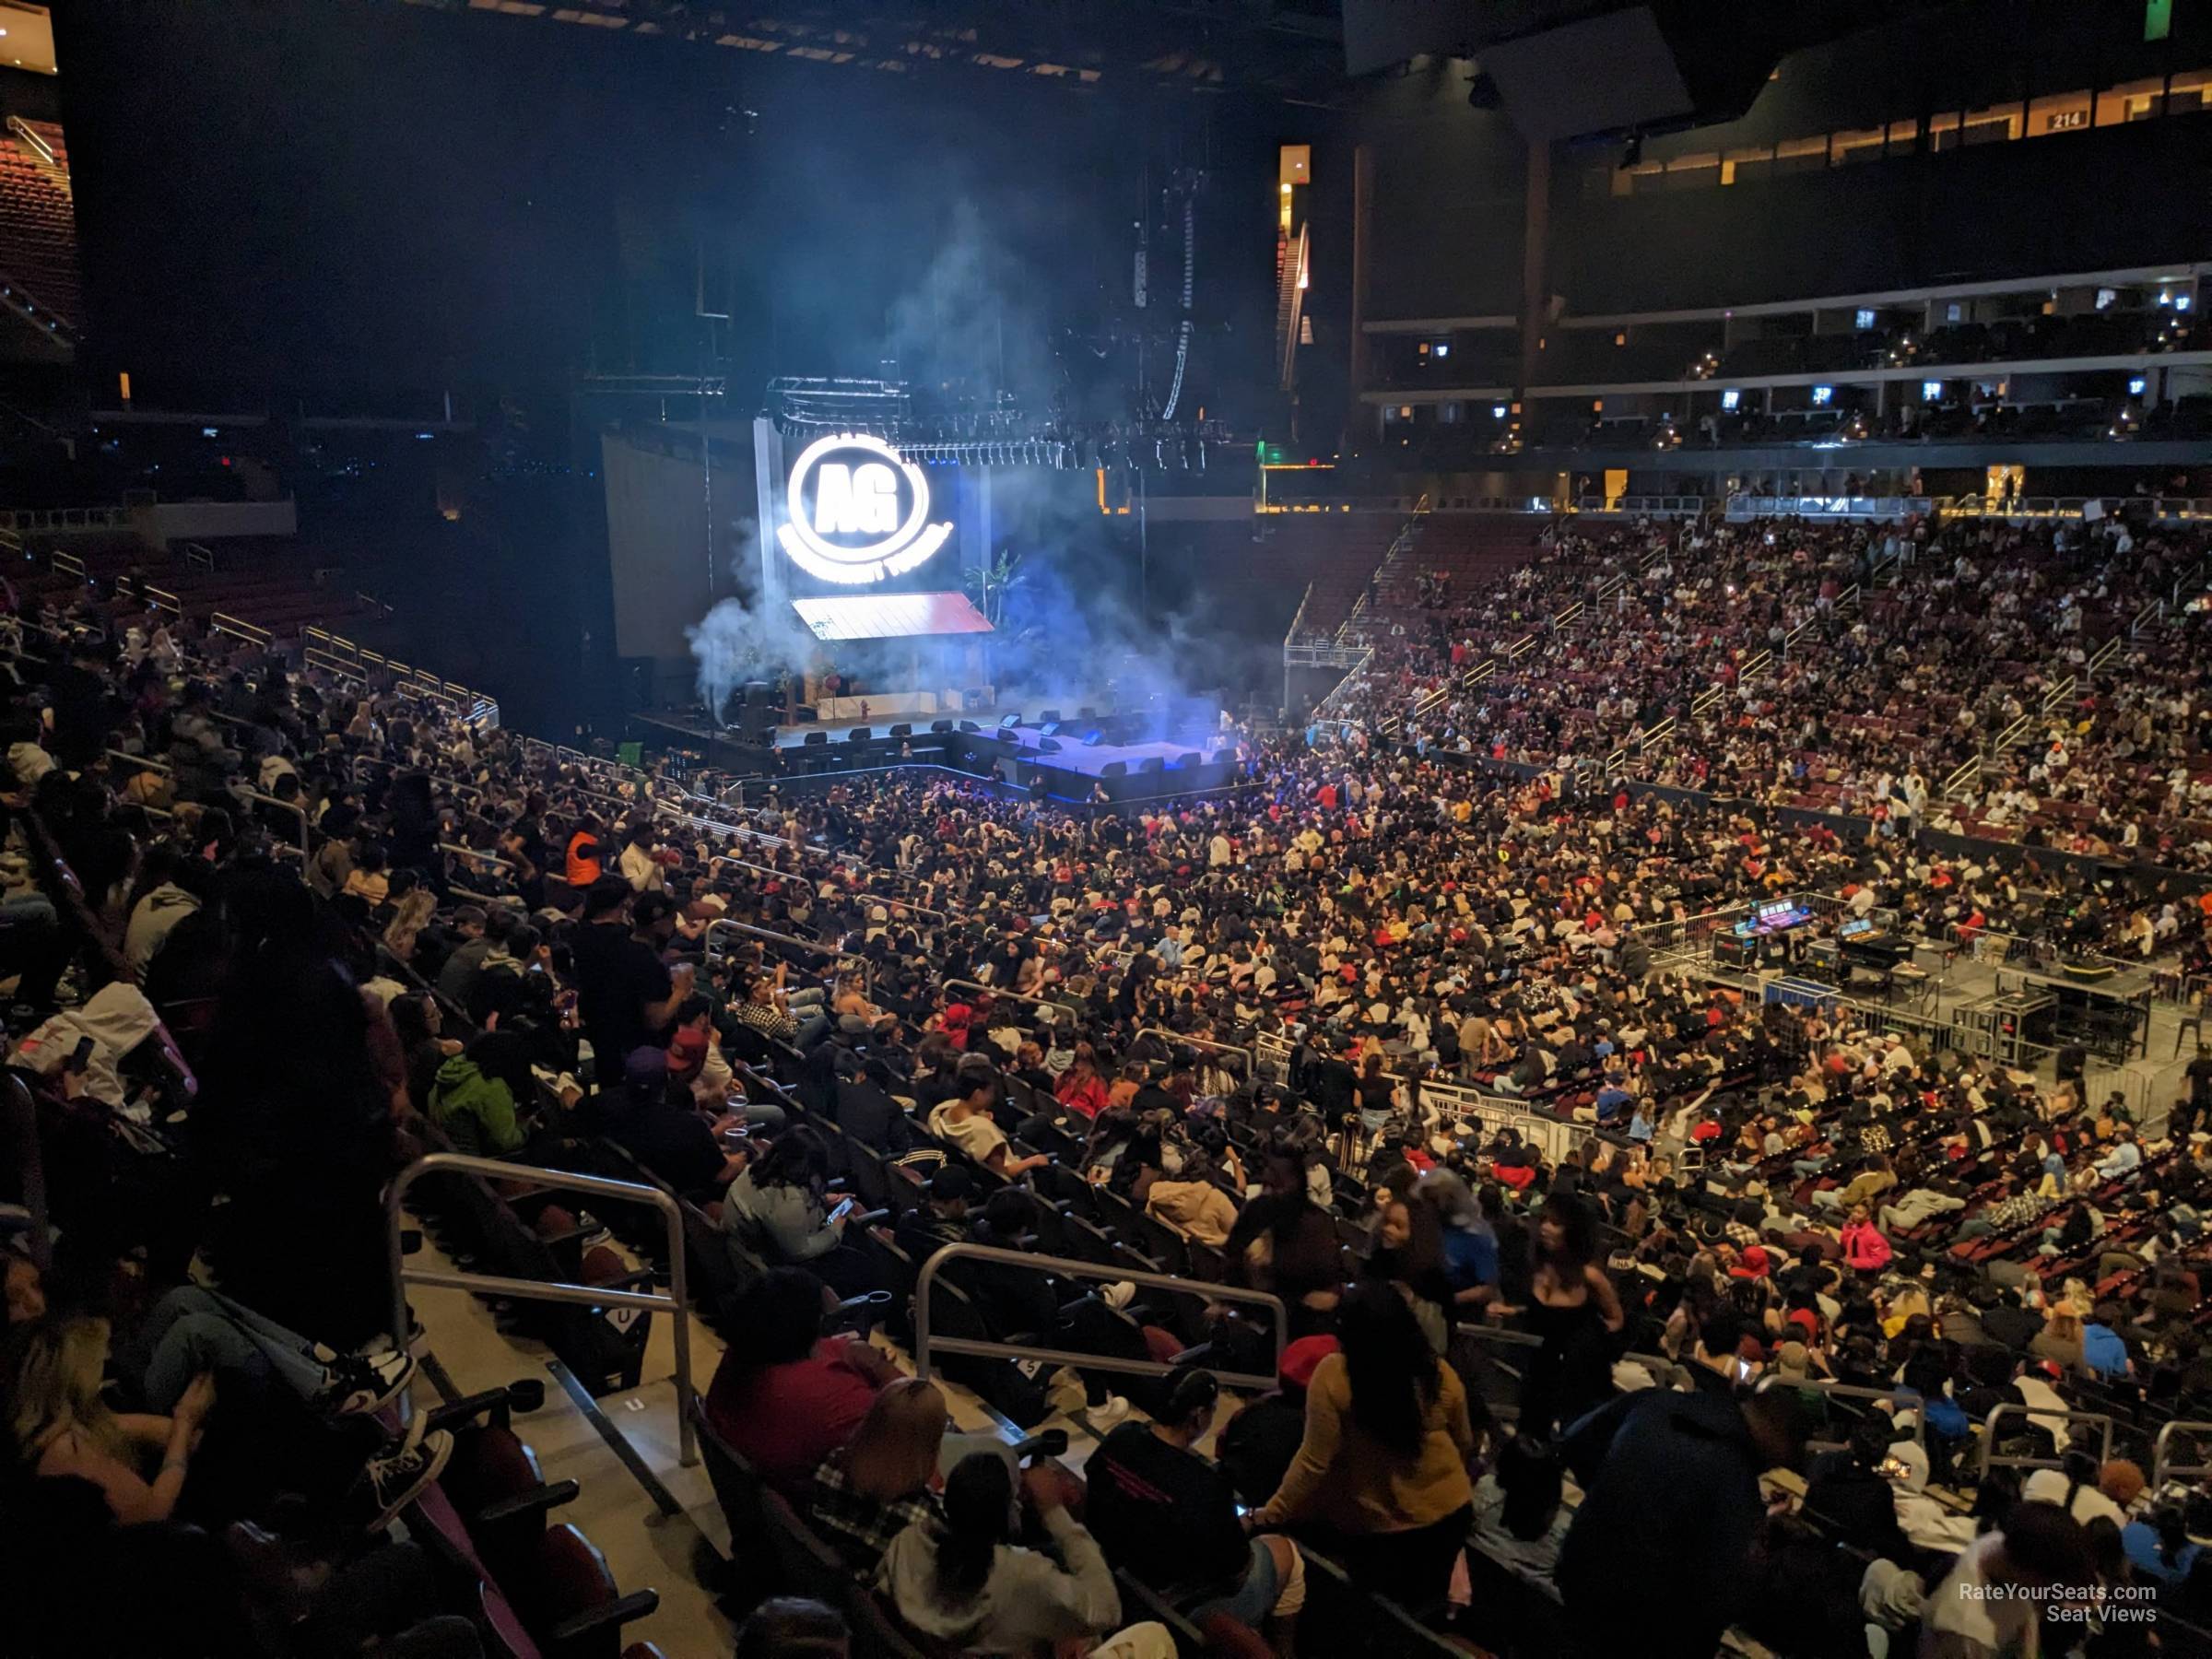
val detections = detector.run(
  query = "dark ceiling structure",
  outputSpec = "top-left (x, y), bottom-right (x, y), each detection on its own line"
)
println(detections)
top-left (1341, 0), bottom-right (1936, 142)
top-left (385, 0), bottom-right (1353, 105)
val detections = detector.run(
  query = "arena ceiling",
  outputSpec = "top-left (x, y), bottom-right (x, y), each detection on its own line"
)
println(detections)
top-left (389, 0), bottom-right (1353, 105)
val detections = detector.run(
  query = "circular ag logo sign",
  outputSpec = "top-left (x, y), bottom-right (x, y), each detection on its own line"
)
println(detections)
top-left (776, 430), bottom-right (953, 585)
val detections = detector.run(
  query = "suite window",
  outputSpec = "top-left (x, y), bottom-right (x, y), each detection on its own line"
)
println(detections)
top-left (1772, 135), bottom-right (1830, 174)
top-left (1830, 125), bottom-right (1885, 164)
top-left (1720, 146), bottom-right (1771, 186)
top-left (2098, 76), bottom-right (2167, 124)
top-left (2171, 68), bottom-right (2212, 113)
top-left (1961, 102), bottom-right (2023, 145)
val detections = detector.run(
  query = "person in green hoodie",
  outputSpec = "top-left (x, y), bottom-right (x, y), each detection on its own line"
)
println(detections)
top-left (428, 1030), bottom-right (538, 1158)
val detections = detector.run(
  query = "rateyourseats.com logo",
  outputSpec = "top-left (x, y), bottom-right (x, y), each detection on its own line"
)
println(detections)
top-left (1958, 1581), bottom-right (2159, 1625)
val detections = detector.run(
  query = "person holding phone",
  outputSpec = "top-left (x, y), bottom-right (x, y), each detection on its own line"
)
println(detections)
top-left (877, 1450), bottom-right (1126, 1655)
top-left (722, 1127), bottom-right (875, 1297)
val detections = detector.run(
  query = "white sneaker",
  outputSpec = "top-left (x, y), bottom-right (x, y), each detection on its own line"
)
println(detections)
top-left (365, 1428), bottom-right (453, 1529)
top-left (315, 1349), bottom-right (415, 1418)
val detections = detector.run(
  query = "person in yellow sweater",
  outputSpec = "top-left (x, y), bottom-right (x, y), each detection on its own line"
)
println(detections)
top-left (1251, 1280), bottom-right (1479, 1613)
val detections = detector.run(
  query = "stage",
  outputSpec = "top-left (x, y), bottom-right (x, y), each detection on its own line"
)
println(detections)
top-left (984, 722), bottom-right (1238, 777)
top-left (629, 702), bottom-right (1248, 806)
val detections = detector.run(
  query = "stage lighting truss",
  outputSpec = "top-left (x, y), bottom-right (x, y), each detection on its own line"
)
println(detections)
top-left (883, 437), bottom-right (1074, 470)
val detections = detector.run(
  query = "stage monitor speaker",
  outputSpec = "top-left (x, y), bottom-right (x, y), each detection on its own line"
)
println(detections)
top-left (1038, 737), bottom-right (1063, 753)
top-left (1039, 708), bottom-right (1062, 724)
top-left (1081, 731), bottom-right (1104, 747)
top-left (803, 730), bottom-right (828, 747)
top-left (1137, 757), bottom-right (1165, 773)
top-left (959, 720), bottom-right (982, 733)
top-left (848, 728), bottom-right (872, 743)
top-left (1039, 721), bottom-right (1062, 737)
top-left (889, 723), bottom-right (912, 737)
top-left (1077, 706), bottom-right (1097, 720)
top-left (998, 712), bottom-right (1021, 729)
top-left (931, 719), bottom-right (955, 734)
top-left (1100, 760), bottom-right (1128, 778)
top-left (1175, 752), bottom-right (1202, 770)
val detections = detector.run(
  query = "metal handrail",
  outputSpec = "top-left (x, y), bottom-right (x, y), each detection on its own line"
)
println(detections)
top-left (2153, 1419), bottom-right (2212, 1491)
top-left (243, 789), bottom-right (310, 858)
top-left (703, 917), bottom-right (871, 993)
top-left (914, 1241), bottom-right (1288, 1393)
top-left (440, 842), bottom-right (515, 874)
top-left (1976, 1402), bottom-right (2113, 1479)
top-left (385, 1151), bottom-right (696, 1465)
top-left (1135, 1026), bottom-right (1253, 1072)
top-left (942, 977), bottom-right (1074, 1022)
top-left (1755, 1374), bottom-right (1927, 1453)
top-left (211, 611), bottom-right (273, 648)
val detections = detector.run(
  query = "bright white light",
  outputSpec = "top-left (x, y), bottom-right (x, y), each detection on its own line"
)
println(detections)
top-left (1921, 381), bottom-right (1943, 400)
top-left (1491, 405), bottom-right (1507, 418)
top-left (778, 431), bottom-right (951, 584)
top-left (1721, 389), bottom-right (1740, 411)
top-left (2179, 295), bottom-right (2194, 312)
top-left (2129, 376), bottom-right (2147, 394)
top-left (1811, 385), bottom-right (1833, 406)
top-left (1854, 308), bottom-right (1875, 329)
top-left (1433, 342), bottom-right (1450, 359)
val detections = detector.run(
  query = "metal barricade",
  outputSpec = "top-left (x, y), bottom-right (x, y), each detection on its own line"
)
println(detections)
top-left (1630, 902), bottom-right (1754, 965)
top-left (385, 1152), bottom-right (696, 1465)
top-left (915, 1241), bottom-right (1287, 1393)
top-left (1977, 1402), bottom-right (2114, 1480)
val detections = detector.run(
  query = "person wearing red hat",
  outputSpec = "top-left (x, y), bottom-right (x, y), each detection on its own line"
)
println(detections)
top-left (1218, 1336), bottom-right (1340, 1509)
